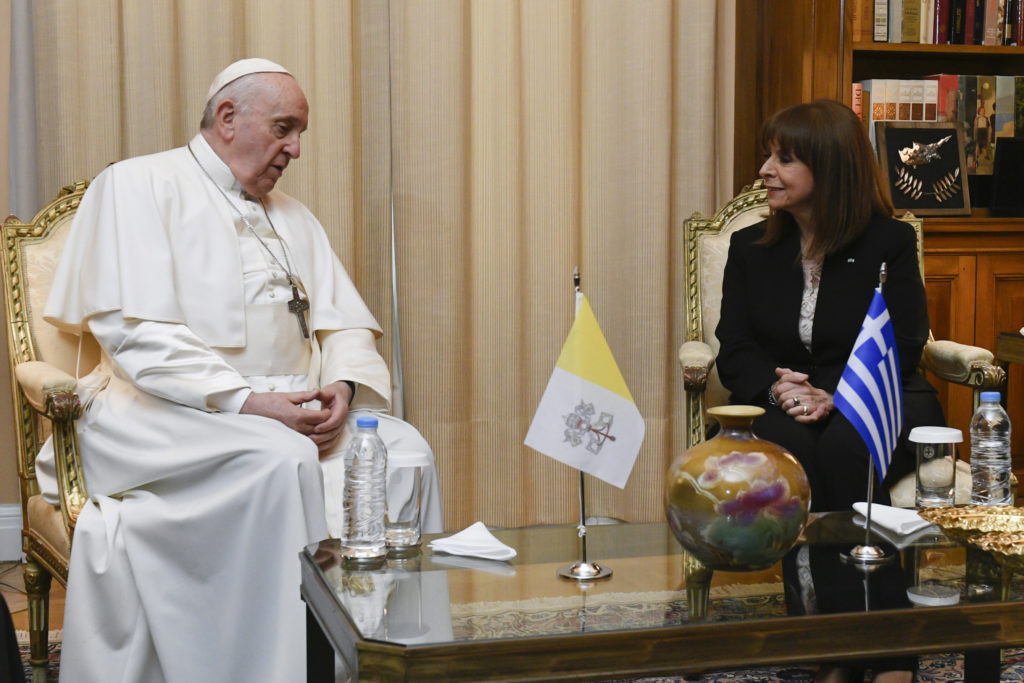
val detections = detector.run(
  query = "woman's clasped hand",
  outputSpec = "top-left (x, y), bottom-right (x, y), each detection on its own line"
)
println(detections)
top-left (771, 367), bottom-right (833, 423)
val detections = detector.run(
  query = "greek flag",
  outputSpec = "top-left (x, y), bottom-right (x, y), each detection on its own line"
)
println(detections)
top-left (833, 288), bottom-right (903, 483)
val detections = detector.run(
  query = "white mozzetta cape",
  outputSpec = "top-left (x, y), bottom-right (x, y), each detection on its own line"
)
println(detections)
top-left (44, 135), bottom-right (382, 350)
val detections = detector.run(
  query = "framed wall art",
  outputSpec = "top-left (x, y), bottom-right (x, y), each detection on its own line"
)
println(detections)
top-left (875, 121), bottom-right (971, 216)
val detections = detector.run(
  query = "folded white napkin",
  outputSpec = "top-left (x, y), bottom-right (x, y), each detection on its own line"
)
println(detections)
top-left (852, 502), bottom-right (933, 535)
top-left (853, 514), bottom-right (945, 549)
top-left (428, 521), bottom-right (517, 561)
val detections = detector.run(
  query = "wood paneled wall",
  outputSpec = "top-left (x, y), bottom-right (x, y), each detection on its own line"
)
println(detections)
top-left (733, 0), bottom-right (851, 191)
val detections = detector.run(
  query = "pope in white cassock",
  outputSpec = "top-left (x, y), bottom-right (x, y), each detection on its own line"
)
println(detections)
top-left (35, 58), bottom-right (442, 682)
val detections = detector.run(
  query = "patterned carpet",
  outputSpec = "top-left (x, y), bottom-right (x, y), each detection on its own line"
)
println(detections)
top-left (606, 648), bottom-right (1024, 681)
top-left (16, 633), bottom-right (59, 682)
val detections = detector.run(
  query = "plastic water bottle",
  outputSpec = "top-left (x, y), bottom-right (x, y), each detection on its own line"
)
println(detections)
top-left (969, 391), bottom-right (1013, 506)
top-left (341, 416), bottom-right (388, 560)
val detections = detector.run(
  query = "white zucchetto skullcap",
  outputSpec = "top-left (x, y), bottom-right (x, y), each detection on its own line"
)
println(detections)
top-left (205, 58), bottom-right (292, 104)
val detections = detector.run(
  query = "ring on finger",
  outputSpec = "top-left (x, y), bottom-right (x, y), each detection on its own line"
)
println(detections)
top-left (803, 405), bottom-right (808, 416)
top-left (793, 396), bottom-right (801, 406)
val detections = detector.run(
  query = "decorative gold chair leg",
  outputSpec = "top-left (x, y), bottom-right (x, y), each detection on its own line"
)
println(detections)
top-left (23, 559), bottom-right (52, 682)
top-left (682, 551), bottom-right (713, 622)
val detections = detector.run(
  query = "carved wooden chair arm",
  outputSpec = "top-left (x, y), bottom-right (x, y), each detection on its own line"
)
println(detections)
top-left (14, 360), bottom-right (87, 534)
top-left (921, 339), bottom-right (1006, 390)
top-left (678, 341), bottom-right (716, 393)
top-left (15, 360), bottom-right (77, 413)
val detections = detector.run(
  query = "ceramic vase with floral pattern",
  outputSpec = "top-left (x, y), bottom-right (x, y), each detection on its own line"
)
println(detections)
top-left (665, 405), bottom-right (811, 571)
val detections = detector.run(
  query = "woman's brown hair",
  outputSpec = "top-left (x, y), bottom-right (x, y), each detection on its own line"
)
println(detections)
top-left (760, 99), bottom-right (895, 260)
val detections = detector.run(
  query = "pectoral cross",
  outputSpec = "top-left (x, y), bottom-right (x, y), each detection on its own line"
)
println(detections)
top-left (288, 285), bottom-right (310, 339)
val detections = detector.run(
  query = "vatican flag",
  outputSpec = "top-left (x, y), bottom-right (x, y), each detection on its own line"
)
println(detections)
top-left (525, 293), bottom-right (645, 489)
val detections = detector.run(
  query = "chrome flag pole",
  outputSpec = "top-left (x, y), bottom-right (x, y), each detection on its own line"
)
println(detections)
top-left (557, 268), bottom-right (612, 581)
top-left (842, 263), bottom-right (894, 569)
top-left (843, 456), bottom-right (890, 568)
top-left (526, 267), bottom-right (643, 579)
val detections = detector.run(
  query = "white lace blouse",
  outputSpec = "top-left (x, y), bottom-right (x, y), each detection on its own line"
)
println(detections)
top-left (798, 256), bottom-right (823, 352)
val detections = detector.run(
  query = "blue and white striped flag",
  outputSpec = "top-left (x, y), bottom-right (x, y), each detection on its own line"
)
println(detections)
top-left (833, 288), bottom-right (903, 483)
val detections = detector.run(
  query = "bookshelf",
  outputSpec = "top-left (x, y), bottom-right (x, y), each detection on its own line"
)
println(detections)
top-left (852, 43), bottom-right (1024, 56)
top-left (733, 2), bottom-right (1024, 187)
top-left (851, 42), bottom-right (1024, 81)
top-left (733, 0), bottom-right (1024, 484)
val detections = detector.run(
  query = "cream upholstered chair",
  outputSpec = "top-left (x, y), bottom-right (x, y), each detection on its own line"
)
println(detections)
top-left (679, 180), bottom-right (1006, 506)
top-left (2, 181), bottom-right (99, 682)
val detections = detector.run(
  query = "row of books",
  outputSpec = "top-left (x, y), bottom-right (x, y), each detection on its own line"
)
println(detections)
top-left (851, 0), bottom-right (1024, 45)
top-left (854, 75), bottom-right (1024, 174)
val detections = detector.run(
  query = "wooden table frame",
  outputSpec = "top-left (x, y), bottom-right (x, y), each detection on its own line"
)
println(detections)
top-left (301, 523), bottom-right (1024, 682)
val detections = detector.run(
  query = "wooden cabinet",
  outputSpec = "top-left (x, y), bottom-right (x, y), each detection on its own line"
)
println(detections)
top-left (737, 1), bottom-right (1024, 486)
top-left (923, 222), bottom-right (1024, 483)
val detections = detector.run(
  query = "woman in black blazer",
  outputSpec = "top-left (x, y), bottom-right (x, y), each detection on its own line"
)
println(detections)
top-left (716, 100), bottom-right (944, 514)
top-left (717, 99), bottom-right (939, 683)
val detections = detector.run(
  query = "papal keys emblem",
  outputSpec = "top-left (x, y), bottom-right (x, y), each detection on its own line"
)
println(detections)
top-left (563, 400), bottom-right (617, 454)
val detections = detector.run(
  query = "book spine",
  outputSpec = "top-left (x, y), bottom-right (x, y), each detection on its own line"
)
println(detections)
top-left (964, 0), bottom-right (977, 41)
top-left (862, 80), bottom-right (878, 148)
top-left (1015, 76), bottom-right (1024, 135)
top-left (983, 0), bottom-right (1001, 44)
top-left (903, 1), bottom-right (921, 42)
top-left (898, 80), bottom-right (914, 120)
top-left (911, 80), bottom-right (926, 120)
top-left (1015, 0), bottom-right (1024, 44)
top-left (977, 75), bottom-right (996, 174)
top-left (995, 75), bottom-right (1016, 139)
top-left (852, 82), bottom-right (864, 119)
top-left (951, 0), bottom-right (967, 40)
top-left (853, 0), bottom-right (872, 41)
top-left (890, 0), bottom-right (905, 41)
top-left (936, 0), bottom-right (952, 41)
top-left (1004, 0), bottom-right (1016, 42)
top-left (936, 74), bottom-right (961, 122)
top-left (923, 78), bottom-right (939, 120)
top-left (961, 75), bottom-right (979, 173)
top-left (885, 79), bottom-right (901, 122)
top-left (973, 0), bottom-right (986, 43)
top-left (871, 79), bottom-right (887, 125)
top-left (998, 0), bottom-right (1009, 42)
top-left (875, 0), bottom-right (891, 40)
top-left (867, 79), bottom-right (885, 148)
top-left (923, 0), bottom-right (936, 41)
top-left (862, 85), bottom-right (874, 145)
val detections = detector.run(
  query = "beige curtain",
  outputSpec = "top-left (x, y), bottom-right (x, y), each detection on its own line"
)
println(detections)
top-left (391, 0), bottom-right (725, 529)
top-left (29, 0), bottom-right (395, 349)
top-left (26, 0), bottom-right (729, 531)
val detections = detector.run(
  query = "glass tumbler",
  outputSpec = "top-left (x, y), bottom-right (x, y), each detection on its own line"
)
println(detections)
top-left (909, 426), bottom-right (962, 509)
top-left (385, 450), bottom-right (430, 550)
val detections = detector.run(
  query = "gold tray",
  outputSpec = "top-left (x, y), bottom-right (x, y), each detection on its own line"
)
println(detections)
top-left (970, 531), bottom-right (1024, 573)
top-left (918, 506), bottom-right (1024, 544)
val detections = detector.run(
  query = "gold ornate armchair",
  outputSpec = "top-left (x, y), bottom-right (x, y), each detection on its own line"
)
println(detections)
top-left (679, 180), bottom-right (1006, 505)
top-left (2, 182), bottom-right (98, 681)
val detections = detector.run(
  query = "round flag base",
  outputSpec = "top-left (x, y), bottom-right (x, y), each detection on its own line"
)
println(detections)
top-left (840, 544), bottom-right (895, 572)
top-left (557, 561), bottom-right (613, 581)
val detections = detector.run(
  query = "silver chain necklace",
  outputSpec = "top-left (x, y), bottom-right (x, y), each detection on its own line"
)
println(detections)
top-left (187, 142), bottom-right (310, 338)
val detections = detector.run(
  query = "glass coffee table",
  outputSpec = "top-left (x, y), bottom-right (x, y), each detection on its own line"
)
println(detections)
top-left (300, 512), bottom-right (1024, 682)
